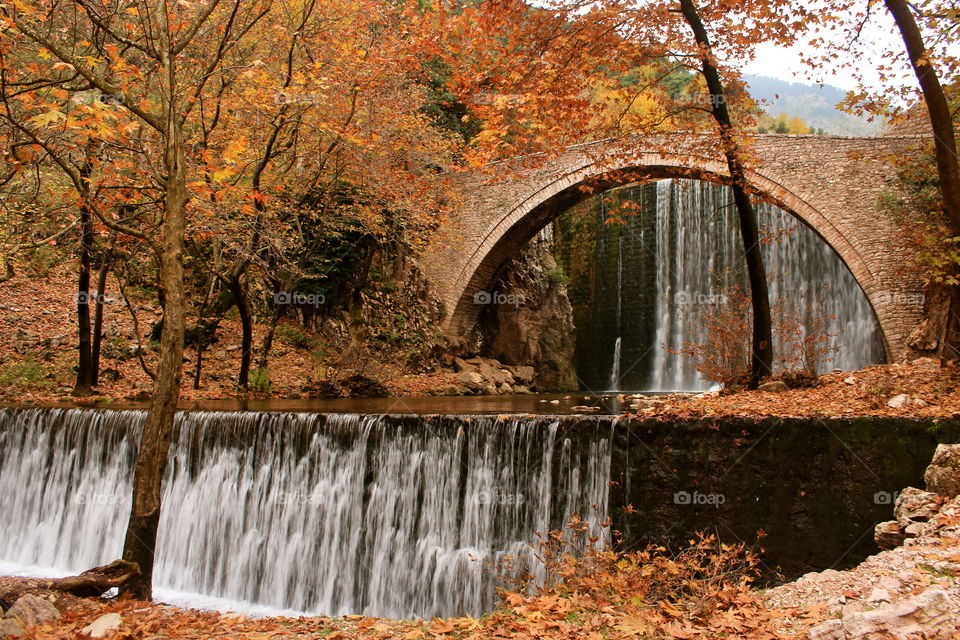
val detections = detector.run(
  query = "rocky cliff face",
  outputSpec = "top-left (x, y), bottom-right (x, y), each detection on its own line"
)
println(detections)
top-left (475, 227), bottom-right (579, 391)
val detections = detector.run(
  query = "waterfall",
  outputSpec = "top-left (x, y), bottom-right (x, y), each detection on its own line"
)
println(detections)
top-left (569, 179), bottom-right (885, 392)
top-left (0, 408), bottom-right (611, 619)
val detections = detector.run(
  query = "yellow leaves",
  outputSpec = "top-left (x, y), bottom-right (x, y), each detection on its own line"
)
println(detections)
top-left (211, 168), bottom-right (235, 183)
top-left (28, 109), bottom-right (65, 127)
top-left (223, 137), bottom-right (249, 164)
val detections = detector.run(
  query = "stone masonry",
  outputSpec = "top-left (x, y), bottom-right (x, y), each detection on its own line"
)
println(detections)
top-left (421, 132), bottom-right (931, 362)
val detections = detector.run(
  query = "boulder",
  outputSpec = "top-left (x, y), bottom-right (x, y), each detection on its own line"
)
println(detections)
top-left (757, 381), bottom-right (788, 393)
top-left (0, 619), bottom-right (25, 638)
top-left (874, 520), bottom-right (905, 550)
top-left (498, 383), bottom-right (513, 394)
top-left (809, 588), bottom-right (954, 640)
top-left (4, 595), bottom-right (59, 628)
top-left (887, 393), bottom-right (910, 409)
top-left (81, 613), bottom-right (123, 638)
top-left (477, 361), bottom-right (507, 385)
top-left (453, 357), bottom-right (477, 374)
top-left (894, 487), bottom-right (941, 528)
top-left (508, 366), bottom-right (535, 384)
top-left (456, 371), bottom-right (484, 390)
top-left (924, 443), bottom-right (960, 497)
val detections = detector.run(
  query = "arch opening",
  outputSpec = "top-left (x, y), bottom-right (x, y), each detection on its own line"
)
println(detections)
top-left (452, 166), bottom-right (889, 392)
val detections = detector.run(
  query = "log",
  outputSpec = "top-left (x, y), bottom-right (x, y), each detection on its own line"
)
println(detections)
top-left (28, 560), bottom-right (140, 598)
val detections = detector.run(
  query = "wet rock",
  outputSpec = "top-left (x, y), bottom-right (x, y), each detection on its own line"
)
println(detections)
top-left (894, 487), bottom-right (941, 528)
top-left (887, 393), bottom-right (910, 409)
top-left (757, 381), bottom-right (788, 393)
top-left (82, 613), bottom-right (122, 638)
top-left (0, 619), bottom-right (25, 638)
top-left (5, 595), bottom-right (59, 627)
top-left (924, 443), bottom-right (960, 497)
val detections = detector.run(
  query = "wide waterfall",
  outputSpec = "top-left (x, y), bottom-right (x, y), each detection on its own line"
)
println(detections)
top-left (564, 179), bottom-right (885, 392)
top-left (0, 408), bottom-right (611, 619)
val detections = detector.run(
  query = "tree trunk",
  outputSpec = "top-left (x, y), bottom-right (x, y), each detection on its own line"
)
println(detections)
top-left (73, 171), bottom-right (95, 396)
top-left (883, 0), bottom-right (960, 364)
top-left (679, 0), bottom-right (774, 386)
top-left (91, 249), bottom-right (112, 387)
top-left (229, 274), bottom-right (254, 388)
top-left (121, 44), bottom-right (188, 600)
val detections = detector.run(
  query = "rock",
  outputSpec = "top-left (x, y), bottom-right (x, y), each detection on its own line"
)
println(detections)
top-left (82, 613), bottom-right (123, 638)
top-left (894, 487), bottom-right (941, 527)
top-left (513, 385), bottom-right (530, 394)
top-left (866, 587), bottom-right (891, 603)
top-left (456, 371), bottom-right (484, 389)
top-left (843, 376), bottom-right (857, 385)
top-left (887, 393), bottom-right (910, 408)
top-left (499, 369), bottom-right (515, 384)
top-left (339, 374), bottom-right (388, 398)
top-left (0, 619), bottom-right (25, 638)
top-left (226, 345), bottom-right (241, 352)
top-left (810, 588), bottom-right (953, 639)
top-left (477, 361), bottom-right (507, 385)
top-left (453, 357), bottom-right (477, 373)
top-left (508, 366), bottom-right (535, 384)
top-left (912, 398), bottom-right (928, 407)
top-left (5, 595), bottom-right (59, 627)
top-left (498, 383), bottom-right (513, 394)
top-left (924, 444), bottom-right (960, 497)
top-left (875, 520), bottom-right (906, 550)
top-left (757, 381), bottom-right (788, 393)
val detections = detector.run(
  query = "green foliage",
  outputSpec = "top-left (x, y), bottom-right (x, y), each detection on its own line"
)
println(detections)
top-left (546, 264), bottom-right (569, 286)
top-left (276, 324), bottom-right (319, 351)
top-left (248, 368), bottom-right (273, 393)
top-left (0, 358), bottom-right (47, 389)
top-left (101, 337), bottom-right (133, 361)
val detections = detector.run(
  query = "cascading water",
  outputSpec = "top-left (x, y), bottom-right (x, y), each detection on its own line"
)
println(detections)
top-left (568, 179), bottom-right (885, 392)
top-left (0, 408), bottom-right (611, 619)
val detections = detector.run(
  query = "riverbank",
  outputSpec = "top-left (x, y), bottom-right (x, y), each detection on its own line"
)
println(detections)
top-left (3, 267), bottom-right (960, 417)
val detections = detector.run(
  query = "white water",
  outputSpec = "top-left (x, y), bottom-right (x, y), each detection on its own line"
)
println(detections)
top-left (588, 179), bottom-right (885, 392)
top-left (0, 408), bottom-right (611, 619)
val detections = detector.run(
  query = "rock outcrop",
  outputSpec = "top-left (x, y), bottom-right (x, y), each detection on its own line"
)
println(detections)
top-left (475, 227), bottom-right (578, 392)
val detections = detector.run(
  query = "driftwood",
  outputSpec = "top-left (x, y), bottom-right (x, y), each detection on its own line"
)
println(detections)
top-left (0, 560), bottom-right (140, 603)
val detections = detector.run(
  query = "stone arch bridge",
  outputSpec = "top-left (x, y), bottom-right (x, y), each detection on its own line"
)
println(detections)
top-left (420, 132), bottom-right (929, 361)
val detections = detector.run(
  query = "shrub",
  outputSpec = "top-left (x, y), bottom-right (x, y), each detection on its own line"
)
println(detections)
top-left (248, 368), bottom-right (273, 393)
top-left (276, 324), bottom-right (319, 351)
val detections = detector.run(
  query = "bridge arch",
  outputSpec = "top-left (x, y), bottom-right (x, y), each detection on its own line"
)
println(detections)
top-left (424, 134), bottom-right (928, 362)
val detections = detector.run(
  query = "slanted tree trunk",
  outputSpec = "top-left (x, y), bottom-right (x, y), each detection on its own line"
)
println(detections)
top-left (121, 44), bottom-right (188, 600)
top-left (679, 0), bottom-right (774, 386)
top-left (883, 0), bottom-right (960, 363)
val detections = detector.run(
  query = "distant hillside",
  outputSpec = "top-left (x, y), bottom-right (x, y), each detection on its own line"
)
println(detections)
top-left (743, 74), bottom-right (882, 136)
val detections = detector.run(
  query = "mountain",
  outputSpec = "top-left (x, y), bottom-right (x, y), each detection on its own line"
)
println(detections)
top-left (742, 74), bottom-right (882, 136)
